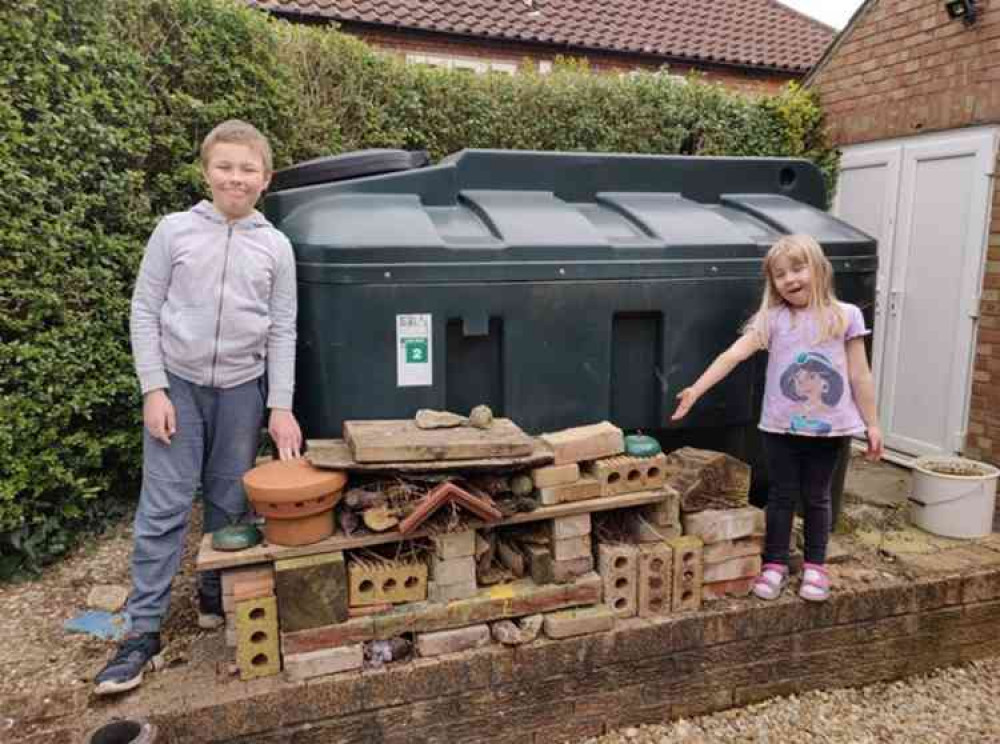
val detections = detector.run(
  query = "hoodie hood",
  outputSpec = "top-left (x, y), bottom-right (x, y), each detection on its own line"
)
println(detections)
top-left (191, 199), bottom-right (273, 229)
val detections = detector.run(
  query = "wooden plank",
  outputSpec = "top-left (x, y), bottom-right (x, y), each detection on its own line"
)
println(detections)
top-left (307, 438), bottom-right (554, 472)
top-left (343, 418), bottom-right (534, 463)
top-left (196, 489), bottom-right (671, 572)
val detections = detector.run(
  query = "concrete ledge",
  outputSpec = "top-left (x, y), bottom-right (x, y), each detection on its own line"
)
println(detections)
top-left (18, 567), bottom-right (1000, 744)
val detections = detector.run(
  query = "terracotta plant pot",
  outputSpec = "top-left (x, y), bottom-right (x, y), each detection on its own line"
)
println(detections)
top-left (243, 460), bottom-right (348, 546)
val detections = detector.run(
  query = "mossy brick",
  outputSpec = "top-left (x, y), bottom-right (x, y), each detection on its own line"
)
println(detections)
top-left (703, 555), bottom-right (761, 583)
top-left (638, 543), bottom-right (673, 617)
top-left (282, 616), bottom-right (376, 656)
top-left (549, 514), bottom-right (591, 540)
top-left (235, 596), bottom-right (280, 680)
top-left (539, 421), bottom-right (625, 465)
top-left (538, 477), bottom-right (601, 506)
top-left (284, 644), bottom-right (363, 682)
top-left (666, 535), bottom-right (703, 612)
top-left (431, 530), bottom-right (477, 559)
top-left (275, 551), bottom-right (348, 632)
top-left (543, 605), bottom-right (615, 639)
top-left (682, 507), bottom-right (765, 543)
top-left (416, 624), bottom-right (491, 657)
top-left (430, 555), bottom-right (477, 585)
top-left (703, 536), bottom-right (764, 564)
top-left (532, 463), bottom-right (581, 489)
top-left (552, 535), bottom-right (591, 561)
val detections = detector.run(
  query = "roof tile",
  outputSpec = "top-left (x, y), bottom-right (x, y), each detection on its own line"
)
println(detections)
top-left (251, 0), bottom-right (834, 72)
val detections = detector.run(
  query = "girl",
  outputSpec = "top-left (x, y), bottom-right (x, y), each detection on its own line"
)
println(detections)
top-left (671, 234), bottom-right (882, 602)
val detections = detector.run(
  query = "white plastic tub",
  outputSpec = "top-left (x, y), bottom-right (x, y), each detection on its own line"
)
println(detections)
top-left (909, 456), bottom-right (999, 539)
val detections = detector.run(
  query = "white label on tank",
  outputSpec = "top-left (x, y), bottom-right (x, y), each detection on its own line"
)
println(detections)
top-left (397, 314), bottom-right (432, 387)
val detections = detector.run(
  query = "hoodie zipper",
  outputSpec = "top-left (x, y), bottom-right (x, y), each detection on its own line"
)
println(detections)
top-left (210, 224), bottom-right (234, 387)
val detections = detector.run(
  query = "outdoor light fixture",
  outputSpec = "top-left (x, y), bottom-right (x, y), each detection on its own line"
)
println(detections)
top-left (945, 0), bottom-right (978, 26)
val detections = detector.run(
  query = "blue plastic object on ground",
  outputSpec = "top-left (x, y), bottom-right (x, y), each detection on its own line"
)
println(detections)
top-left (64, 610), bottom-right (132, 641)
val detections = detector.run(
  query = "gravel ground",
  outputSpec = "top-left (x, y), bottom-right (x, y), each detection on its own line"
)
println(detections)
top-left (589, 656), bottom-right (1000, 744)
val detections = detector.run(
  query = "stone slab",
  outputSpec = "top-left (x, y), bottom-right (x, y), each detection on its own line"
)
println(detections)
top-left (275, 551), bottom-right (348, 632)
top-left (284, 644), bottom-right (364, 682)
top-left (344, 418), bottom-right (534, 463)
top-left (416, 624), bottom-right (491, 657)
top-left (543, 605), bottom-right (615, 639)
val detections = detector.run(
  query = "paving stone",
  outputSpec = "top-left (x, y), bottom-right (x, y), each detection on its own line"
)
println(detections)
top-left (682, 507), bottom-right (765, 543)
top-left (416, 624), bottom-right (491, 657)
top-left (532, 463), bottom-right (581, 488)
top-left (284, 644), bottom-right (364, 682)
top-left (538, 476), bottom-right (601, 505)
top-left (430, 530), bottom-right (477, 559)
top-left (543, 605), bottom-right (615, 639)
top-left (86, 584), bottom-right (129, 613)
top-left (637, 543), bottom-right (673, 617)
top-left (540, 421), bottom-right (625, 466)
top-left (428, 579), bottom-right (479, 602)
top-left (430, 555), bottom-right (477, 585)
top-left (703, 536), bottom-right (764, 564)
top-left (703, 554), bottom-right (762, 583)
top-left (549, 513), bottom-right (592, 540)
top-left (552, 534), bottom-right (592, 561)
top-left (275, 551), bottom-right (348, 632)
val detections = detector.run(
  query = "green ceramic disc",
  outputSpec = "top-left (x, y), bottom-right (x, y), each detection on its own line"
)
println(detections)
top-left (624, 434), bottom-right (662, 458)
top-left (212, 524), bottom-right (262, 552)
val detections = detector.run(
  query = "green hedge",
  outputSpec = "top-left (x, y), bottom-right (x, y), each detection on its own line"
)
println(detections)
top-left (0, 0), bottom-right (838, 578)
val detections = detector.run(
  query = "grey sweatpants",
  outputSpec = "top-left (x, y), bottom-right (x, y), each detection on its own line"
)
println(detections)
top-left (125, 371), bottom-right (265, 633)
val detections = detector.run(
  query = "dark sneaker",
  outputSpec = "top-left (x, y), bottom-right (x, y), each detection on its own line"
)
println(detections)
top-left (94, 632), bottom-right (163, 696)
top-left (197, 591), bottom-right (225, 630)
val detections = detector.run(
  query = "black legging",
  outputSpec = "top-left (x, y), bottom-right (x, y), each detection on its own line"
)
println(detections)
top-left (762, 432), bottom-right (847, 566)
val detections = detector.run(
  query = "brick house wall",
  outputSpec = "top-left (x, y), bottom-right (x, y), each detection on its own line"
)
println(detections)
top-left (809, 0), bottom-right (1000, 465)
top-left (343, 23), bottom-right (795, 95)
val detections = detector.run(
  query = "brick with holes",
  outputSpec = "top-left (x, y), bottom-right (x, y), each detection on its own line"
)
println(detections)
top-left (585, 453), bottom-right (667, 496)
top-left (666, 535), bottom-right (703, 612)
top-left (597, 542), bottom-right (638, 618)
top-left (235, 595), bottom-right (280, 680)
top-left (637, 542), bottom-right (673, 617)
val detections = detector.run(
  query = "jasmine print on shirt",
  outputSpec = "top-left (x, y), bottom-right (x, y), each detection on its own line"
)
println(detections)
top-left (779, 351), bottom-right (844, 435)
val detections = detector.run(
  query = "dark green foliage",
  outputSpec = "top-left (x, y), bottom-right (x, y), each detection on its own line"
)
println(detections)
top-left (0, 0), bottom-right (837, 578)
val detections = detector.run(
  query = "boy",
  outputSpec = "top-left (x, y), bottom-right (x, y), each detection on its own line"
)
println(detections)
top-left (95, 120), bottom-right (302, 695)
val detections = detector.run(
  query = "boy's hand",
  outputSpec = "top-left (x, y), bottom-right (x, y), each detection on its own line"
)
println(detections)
top-left (269, 409), bottom-right (302, 460)
top-left (671, 388), bottom-right (699, 421)
top-left (143, 389), bottom-right (176, 444)
top-left (865, 425), bottom-right (884, 461)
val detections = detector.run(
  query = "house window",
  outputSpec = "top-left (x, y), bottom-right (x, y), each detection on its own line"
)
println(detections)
top-left (406, 53), bottom-right (517, 75)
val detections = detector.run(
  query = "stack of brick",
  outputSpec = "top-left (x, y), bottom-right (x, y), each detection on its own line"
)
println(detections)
top-left (682, 507), bottom-right (765, 600)
top-left (428, 530), bottom-right (479, 601)
top-left (533, 421), bottom-right (625, 505)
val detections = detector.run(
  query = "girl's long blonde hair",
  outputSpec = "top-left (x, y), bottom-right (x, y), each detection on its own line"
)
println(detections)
top-left (744, 234), bottom-right (847, 347)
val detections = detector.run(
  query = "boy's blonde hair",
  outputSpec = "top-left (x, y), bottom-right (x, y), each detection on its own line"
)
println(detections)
top-left (200, 119), bottom-right (273, 172)
top-left (745, 234), bottom-right (847, 347)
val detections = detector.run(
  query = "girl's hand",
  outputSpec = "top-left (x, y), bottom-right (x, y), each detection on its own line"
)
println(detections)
top-left (143, 389), bottom-right (176, 445)
top-left (865, 425), bottom-right (884, 461)
top-left (269, 408), bottom-right (303, 460)
top-left (671, 388), bottom-right (699, 421)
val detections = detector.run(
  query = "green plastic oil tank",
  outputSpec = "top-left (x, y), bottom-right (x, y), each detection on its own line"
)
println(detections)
top-left (265, 149), bottom-right (876, 512)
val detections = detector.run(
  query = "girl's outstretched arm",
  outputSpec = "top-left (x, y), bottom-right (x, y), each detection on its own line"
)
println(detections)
top-left (846, 337), bottom-right (883, 460)
top-left (671, 332), bottom-right (763, 421)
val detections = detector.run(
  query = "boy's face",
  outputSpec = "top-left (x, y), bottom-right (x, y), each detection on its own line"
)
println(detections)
top-left (202, 142), bottom-right (271, 221)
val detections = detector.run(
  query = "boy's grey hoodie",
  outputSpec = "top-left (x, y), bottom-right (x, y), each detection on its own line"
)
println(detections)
top-left (130, 200), bottom-right (297, 410)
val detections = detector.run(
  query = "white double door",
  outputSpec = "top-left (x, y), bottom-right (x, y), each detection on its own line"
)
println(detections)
top-left (833, 126), bottom-right (997, 458)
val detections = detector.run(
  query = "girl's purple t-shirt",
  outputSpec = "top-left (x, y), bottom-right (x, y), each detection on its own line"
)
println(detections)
top-left (758, 302), bottom-right (869, 437)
